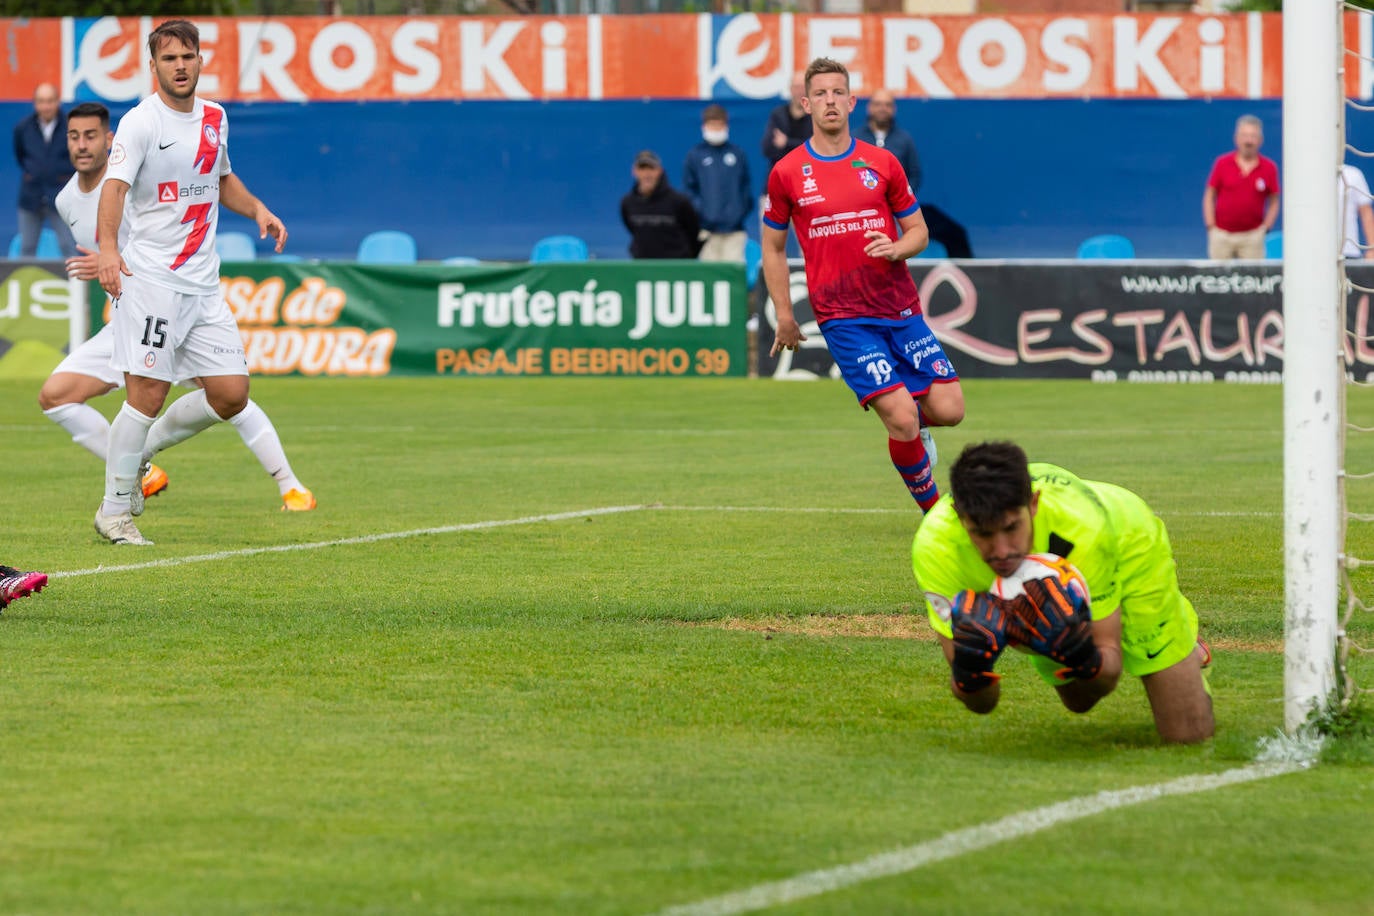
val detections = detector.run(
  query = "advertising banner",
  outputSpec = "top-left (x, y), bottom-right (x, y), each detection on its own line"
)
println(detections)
top-left (0, 261), bottom-right (84, 379)
top-left (756, 261), bottom-right (1374, 383)
top-left (7, 11), bottom-right (1355, 103)
top-left (82, 260), bottom-right (747, 379)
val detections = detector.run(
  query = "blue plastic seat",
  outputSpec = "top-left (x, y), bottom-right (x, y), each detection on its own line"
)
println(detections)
top-left (215, 231), bottom-right (257, 261)
top-left (8, 228), bottom-right (64, 259)
top-left (529, 234), bottom-right (589, 262)
top-left (1264, 230), bottom-right (1283, 259)
top-left (917, 239), bottom-right (949, 259)
top-left (1076, 234), bottom-right (1135, 259)
top-left (357, 230), bottom-right (418, 264)
top-left (744, 238), bottom-right (761, 286)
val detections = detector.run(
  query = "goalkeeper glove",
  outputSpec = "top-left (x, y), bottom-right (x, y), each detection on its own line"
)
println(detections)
top-left (949, 589), bottom-right (1009, 694)
top-left (1007, 576), bottom-right (1102, 681)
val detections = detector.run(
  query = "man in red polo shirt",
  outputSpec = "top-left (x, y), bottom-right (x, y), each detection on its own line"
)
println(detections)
top-left (1203, 114), bottom-right (1279, 259)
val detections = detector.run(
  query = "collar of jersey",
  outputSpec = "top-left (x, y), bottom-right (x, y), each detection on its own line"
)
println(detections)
top-left (804, 138), bottom-right (856, 162)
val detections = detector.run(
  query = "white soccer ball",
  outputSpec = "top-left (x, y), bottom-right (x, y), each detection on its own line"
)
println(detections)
top-left (990, 553), bottom-right (1090, 607)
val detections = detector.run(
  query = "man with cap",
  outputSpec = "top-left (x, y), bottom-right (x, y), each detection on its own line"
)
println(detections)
top-left (619, 149), bottom-right (701, 259)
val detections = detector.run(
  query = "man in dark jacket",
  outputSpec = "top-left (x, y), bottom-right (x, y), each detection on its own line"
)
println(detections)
top-left (620, 150), bottom-right (700, 259)
top-left (683, 104), bottom-right (752, 263)
top-left (12, 83), bottom-right (76, 257)
top-left (853, 89), bottom-right (973, 259)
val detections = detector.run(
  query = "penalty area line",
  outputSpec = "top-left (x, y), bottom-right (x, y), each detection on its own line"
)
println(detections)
top-left (651, 761), bottom-right (1307, 916)
top-left (51, 505), bottom-right (651, 579)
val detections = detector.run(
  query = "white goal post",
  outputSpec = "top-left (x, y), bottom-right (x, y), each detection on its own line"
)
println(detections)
top-left (1282, 0), bottom-right (1343, 732)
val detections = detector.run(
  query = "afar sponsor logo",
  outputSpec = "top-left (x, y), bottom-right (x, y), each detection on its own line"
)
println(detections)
top-left (158, 181), bottom-right (178, 203)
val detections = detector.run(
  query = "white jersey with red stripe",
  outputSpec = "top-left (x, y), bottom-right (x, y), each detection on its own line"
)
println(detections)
top-left (106, 94), bottom-right (232, 294)
top-left (55, 171), bottom-right (129, 253)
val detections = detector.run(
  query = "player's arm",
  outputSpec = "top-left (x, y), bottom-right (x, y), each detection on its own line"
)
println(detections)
top-left (1052, 608), bottom-right (1123, 712)
top-left (1359, 202), bottom-right (1374, 260)
top-left (761, 222), bottom-right (802, 356)
top-left (219, 173), bottom-right (287, 253)
top-left (95, 178), bottom-right (131, 296)
top-left (865, 208), bottom-right (929, 262)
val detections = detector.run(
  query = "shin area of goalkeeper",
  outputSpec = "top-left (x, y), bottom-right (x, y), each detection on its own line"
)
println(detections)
top-left (911, 440), bottom-right (1215, 744)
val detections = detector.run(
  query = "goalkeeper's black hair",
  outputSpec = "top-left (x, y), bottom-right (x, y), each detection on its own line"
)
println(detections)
top-left (949, 441), bottom-right (1034, 528)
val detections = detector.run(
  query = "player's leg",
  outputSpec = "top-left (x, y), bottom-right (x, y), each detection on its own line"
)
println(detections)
top-left (17, 207), bottom-right (41, 257)
top-left (821, 320), bottom-right (942, 511)
top-left (1140, 645), bottom-right (1214, 744)
top-left (39, 372), bottom-right (118, 459)
top-left (97, 277), bottom-right (180, 544)
top-left (0, 564), bottom-right (48, 609)
top-left (226, 401), bottom-right (315, 510)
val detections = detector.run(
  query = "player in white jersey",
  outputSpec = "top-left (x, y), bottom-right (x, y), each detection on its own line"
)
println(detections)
top-left (41, 101), bottom-right (315, 517)
top-left (1340, 163), bottom-right (1374, 260)
top-left (94, 20), bottom-right (298, 545)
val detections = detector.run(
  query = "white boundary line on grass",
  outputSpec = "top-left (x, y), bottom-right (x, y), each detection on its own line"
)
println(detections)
top-left (651, 761), bottom-right (1307, 916)
top-left (50, 505), bottom-right (650, 579)
top-left (53, 503), bottom-right (1278, 579)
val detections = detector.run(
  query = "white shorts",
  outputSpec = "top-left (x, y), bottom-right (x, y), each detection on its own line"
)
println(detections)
top-left (51, 323), bottom-right (124, 388)
top-left (110, 273), bottom-right (248, 383)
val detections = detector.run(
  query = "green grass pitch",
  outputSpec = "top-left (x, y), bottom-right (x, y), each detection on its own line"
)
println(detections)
top-left (1, 376), bottom-right (1371, 914)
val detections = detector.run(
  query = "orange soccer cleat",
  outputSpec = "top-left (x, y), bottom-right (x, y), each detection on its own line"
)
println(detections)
top-left (141, 463), bottom-right (169, 500)
top-left (281, 487), bottom-right (317, 512)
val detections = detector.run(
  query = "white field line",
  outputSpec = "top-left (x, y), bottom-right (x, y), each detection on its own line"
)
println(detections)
top-left (50, 505), bottom-right (650, 579)
top-left (54, 503), bottom-right (1279, 580)
top-left (652, 761), bottom-right (1307, 916)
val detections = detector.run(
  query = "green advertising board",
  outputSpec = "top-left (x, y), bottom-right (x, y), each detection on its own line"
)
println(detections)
top-left (88, 260), bottom-right (749, 378)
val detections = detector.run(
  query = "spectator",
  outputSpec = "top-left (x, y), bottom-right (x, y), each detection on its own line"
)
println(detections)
top-left (1340, 162), bottom-right (1374, 260)
top-left (760, 72), bottom-right (812, 181)
top-left (12, 82), bottom-right (76, 257)
top-left (760, 72), bottom-right (811, 258)
top-left (620, 150), bottom-right (700, 260)
top-left (854, 89), bottom-right (974, 259)
top-left (1203, 114), bottom-right (1279, 260)
top-left (683, 103), bottom-right (753, 263)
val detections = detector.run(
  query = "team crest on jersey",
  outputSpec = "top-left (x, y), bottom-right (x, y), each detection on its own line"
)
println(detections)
top-left (926, 592), bottom-right (952, 624)
top-left (858, 168), bottom-right (878, 190)
top-left (931, 358), bottom-right (952, 377)
top-left (158, 182), bottom-right (179, 203)
top-left (143, 352), bottom-right (157, 369)
top-left (801, 163), bottom-right (812, 177)
top-left (203, 123), bottom-right (219, 147)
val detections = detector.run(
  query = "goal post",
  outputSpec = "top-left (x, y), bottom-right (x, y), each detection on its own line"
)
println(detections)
top-left (1282, 0), bottom-right (1343, 733)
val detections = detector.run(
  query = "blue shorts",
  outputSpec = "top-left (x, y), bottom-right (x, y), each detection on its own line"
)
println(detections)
top-left (820, 316), bottom-right (958, 407)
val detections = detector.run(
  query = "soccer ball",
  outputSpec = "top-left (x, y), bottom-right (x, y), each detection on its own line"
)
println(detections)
top-left (990, 553), bottom-right (1090, 608)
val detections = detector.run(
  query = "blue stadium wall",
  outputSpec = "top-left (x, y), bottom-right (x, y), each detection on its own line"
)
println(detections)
top-left (5, 97), bottom-right (1349, 262)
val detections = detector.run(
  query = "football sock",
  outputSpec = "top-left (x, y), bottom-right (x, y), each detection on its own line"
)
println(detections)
top-left (102, 402), bottom-right (155, 516)
top-left (44, 402), bottom-right (110, 459)
top-left (228, 400), bottom-right (304, 495)
top-left (890, 435), bottom-right (940, 512)
top-left (143, 389), bottom-right (224, 459)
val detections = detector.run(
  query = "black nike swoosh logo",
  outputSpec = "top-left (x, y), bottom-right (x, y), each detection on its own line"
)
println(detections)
top-left (158, 140), bottom-right (176, 149)
top-left (1145, 640), bottom-right (1175, 659)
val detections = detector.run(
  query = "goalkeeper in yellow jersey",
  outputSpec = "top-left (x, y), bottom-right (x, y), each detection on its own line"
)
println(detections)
top-left (911, 441), bottom-right (1214, 744)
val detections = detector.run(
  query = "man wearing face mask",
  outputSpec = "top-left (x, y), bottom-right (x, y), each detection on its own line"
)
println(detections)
top-left (683, 104), bottom-right (753, 263)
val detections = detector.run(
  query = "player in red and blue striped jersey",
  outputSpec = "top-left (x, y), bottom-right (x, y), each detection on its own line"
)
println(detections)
top-left (761, 57), bottom-right (964, 513)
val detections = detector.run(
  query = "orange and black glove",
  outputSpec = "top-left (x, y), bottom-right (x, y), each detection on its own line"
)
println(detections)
top-left (949, 589), bottom-right (1009, 693)
top-left (1007, 577), bottom-right (1101, 681)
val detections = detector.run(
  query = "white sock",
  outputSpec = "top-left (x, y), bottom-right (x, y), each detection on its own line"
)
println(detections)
top-left (230, 400), bottom-right (303, 495)
top-left (101, 402), bottom-right (155, 515)
top-left (143, 389), bottom-right (224, 460)
top-left (44, 403), bottom-right (110, 460)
